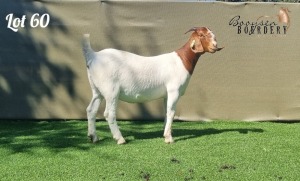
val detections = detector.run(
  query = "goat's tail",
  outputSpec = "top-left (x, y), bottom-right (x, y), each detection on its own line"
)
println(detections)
top-left (82, 34), bottom-right (94, 68)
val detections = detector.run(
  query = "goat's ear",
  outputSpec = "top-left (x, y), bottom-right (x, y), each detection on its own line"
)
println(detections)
top-left (190, 37), bottom-right (204, 53)
top-left (190, 40), bottom-right (195, 49)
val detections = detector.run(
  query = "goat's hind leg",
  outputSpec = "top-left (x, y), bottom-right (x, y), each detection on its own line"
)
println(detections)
top-left (86, 93), bottom-right (102, 143)
top-left (104, 97), bottom-right (126, 145)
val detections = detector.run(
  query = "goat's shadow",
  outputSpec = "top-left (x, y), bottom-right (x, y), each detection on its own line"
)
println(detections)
top-left (174, 128), bottom-right (264, 142)
top-left (121, 122), bottom-right (264, 143)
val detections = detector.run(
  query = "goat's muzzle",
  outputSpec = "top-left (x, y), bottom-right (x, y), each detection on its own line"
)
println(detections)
top-left (216, 46), bottom-right (224, 51)
top-left (210, 46), bottom-right (224, 53)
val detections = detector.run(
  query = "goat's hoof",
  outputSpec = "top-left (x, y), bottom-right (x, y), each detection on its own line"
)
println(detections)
top-left (117, 137), bottom-right (126, 145)
top-left (88, 134), bottom-right (99, 143)
top-left (164, 136), bottom-right (174, 144)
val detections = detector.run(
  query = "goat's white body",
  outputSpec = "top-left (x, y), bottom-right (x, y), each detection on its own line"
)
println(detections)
top-left (88, 49), bottom-right (191, 103)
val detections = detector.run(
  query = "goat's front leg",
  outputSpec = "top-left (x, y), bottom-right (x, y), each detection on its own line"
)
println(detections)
top-left (104, 97), bottom-right (126, 145)
top-left (164, 91), bottom-right (180, 144)
top-left (163, 98), bottom-right (168, 127)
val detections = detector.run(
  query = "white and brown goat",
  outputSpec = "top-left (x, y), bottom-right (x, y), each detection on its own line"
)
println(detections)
top-left (82, 27), bottom-right (223, 144)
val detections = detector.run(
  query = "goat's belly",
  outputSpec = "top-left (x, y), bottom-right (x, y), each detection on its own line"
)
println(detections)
top-left (119, 87), bottom-right (167, 103)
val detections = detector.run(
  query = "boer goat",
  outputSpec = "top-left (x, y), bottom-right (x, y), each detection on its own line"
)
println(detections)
top-left (82, 27), bottom-right (223, 144)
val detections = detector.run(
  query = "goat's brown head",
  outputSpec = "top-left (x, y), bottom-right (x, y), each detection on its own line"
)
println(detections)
top-left (185, 27), bottom-right (223, 54)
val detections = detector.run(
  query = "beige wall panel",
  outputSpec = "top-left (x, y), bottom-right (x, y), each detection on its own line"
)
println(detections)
top-left (0, 1), bottom-right (299, 121)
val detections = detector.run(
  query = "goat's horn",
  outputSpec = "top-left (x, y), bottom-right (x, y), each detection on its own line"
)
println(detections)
top-left (185, 27), bottom-right (198, 34)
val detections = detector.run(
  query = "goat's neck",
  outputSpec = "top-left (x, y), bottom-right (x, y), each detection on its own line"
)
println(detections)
top-left (175, 43), bottom-right (201, 75)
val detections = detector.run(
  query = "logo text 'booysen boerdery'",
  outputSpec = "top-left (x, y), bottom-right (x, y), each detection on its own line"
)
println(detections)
top-left (229, 15), bottom-right (288, 35)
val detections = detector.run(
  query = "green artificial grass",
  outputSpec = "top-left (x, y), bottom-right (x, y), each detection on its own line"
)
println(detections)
top-left (1, 120), bottom-right (300, 180)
